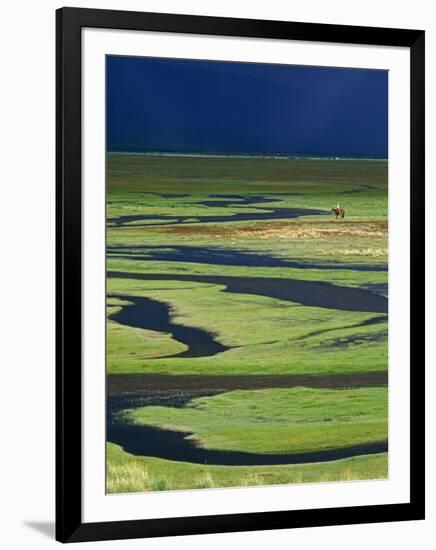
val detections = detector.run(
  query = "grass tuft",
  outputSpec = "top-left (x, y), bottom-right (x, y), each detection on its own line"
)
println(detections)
top-left (196, 471), bottom-right (215, 489)
top-left (107, 461), bottom-right (151, 494)
top-left (150, 478), bottom-right (172, 491)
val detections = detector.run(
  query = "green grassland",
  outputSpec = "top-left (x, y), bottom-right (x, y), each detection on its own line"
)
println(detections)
top-left (107, 285), bottom-right (387, 376)
top-left (106, 154), bottom-right (388, 492)
top-left (120, 387), bottom-right (387, 454)
top-left (107, 443), bottom-right (388, 493)
top-left (107, 154), bottom-right (387, 196)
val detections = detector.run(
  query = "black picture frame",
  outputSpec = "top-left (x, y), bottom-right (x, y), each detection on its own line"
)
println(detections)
top-left (56, 6), bottom-right (425, 543)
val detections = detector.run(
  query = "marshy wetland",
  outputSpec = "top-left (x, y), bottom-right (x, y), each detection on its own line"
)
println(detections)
top-left (106, 154), bottom-right (388, 493)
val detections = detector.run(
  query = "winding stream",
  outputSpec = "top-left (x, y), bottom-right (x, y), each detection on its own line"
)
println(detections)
top-left (107, 421), bottom-right (387, 466)
top-left (108, 194), bottom-right (326, 227)
top-left (108, 272), bottom-right (388, 314)
top-left (108, 245), bottom-right (387, 273)
top-left (107, 193), bottom-right (388, 467)
top-left (110, 295), bottom-right (228, 358)
top-left (107, 371), bottom-right (388, 466)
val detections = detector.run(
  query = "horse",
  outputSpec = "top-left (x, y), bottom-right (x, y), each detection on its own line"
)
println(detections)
top-left (331, 206), bottom-right (345, 219)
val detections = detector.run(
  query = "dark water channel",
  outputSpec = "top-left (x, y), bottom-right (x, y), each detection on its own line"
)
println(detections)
top-left (107, 372), bottom-right (388, 466)
top-left (108, 272), bottom-right (388, 314)
top-left (108, 194), bottom-right (326, 227)
top-left (107, 372), bottom-right (388, 397)
top-left (110, 295), bottom-right (228, 358)
top-left (107, 420), bottom-right (387, 466)
top-left (108, 245), bottom-right (387, 273)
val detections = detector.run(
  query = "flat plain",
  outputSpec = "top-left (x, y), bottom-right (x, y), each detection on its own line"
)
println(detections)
top-left (106, 153), bottom-right (388, 493)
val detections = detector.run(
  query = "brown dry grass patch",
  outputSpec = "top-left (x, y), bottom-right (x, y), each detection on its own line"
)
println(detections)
top-left (160, 220), bottom-right (388, 241)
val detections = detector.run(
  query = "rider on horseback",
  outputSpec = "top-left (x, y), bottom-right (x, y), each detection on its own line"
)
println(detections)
top-left (331, 202), bottom-right (345, 219)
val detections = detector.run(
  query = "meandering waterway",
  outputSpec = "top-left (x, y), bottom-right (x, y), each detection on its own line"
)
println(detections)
top-left (108, 272), bottom-right (388, 314)
top-left (108, 194), bottom-right (326, 227)
top-left (107, 420), bottom-right (388, 466)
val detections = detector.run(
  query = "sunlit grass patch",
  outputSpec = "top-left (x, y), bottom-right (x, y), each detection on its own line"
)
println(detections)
top-left (319, 248), bottom-right (388, 258)
top-left (196, 471), bottom-right (215, 489)
top-left (107, 443), bottom-right (388, 492)
top-left (107, 459), bottom-right (151, 493)
top-left (150, 478), bottom-right (172, 491)
top-left (163, 221), bottom-right (387, 242)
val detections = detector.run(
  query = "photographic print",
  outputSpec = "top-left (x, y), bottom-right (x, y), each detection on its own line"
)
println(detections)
top-left (105, 55), bottom-right (388, 494)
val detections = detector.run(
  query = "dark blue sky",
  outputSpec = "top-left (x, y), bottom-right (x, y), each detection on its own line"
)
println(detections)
top-left (107, 56), bottom-right (388, 158)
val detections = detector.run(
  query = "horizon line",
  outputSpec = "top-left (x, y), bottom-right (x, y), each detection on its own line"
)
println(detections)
top-left (107, 150), bottom-right (388, 161)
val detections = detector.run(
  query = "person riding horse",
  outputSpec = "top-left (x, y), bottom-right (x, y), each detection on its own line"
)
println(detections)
top-left (331, 203), bottom-right (345, 219)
